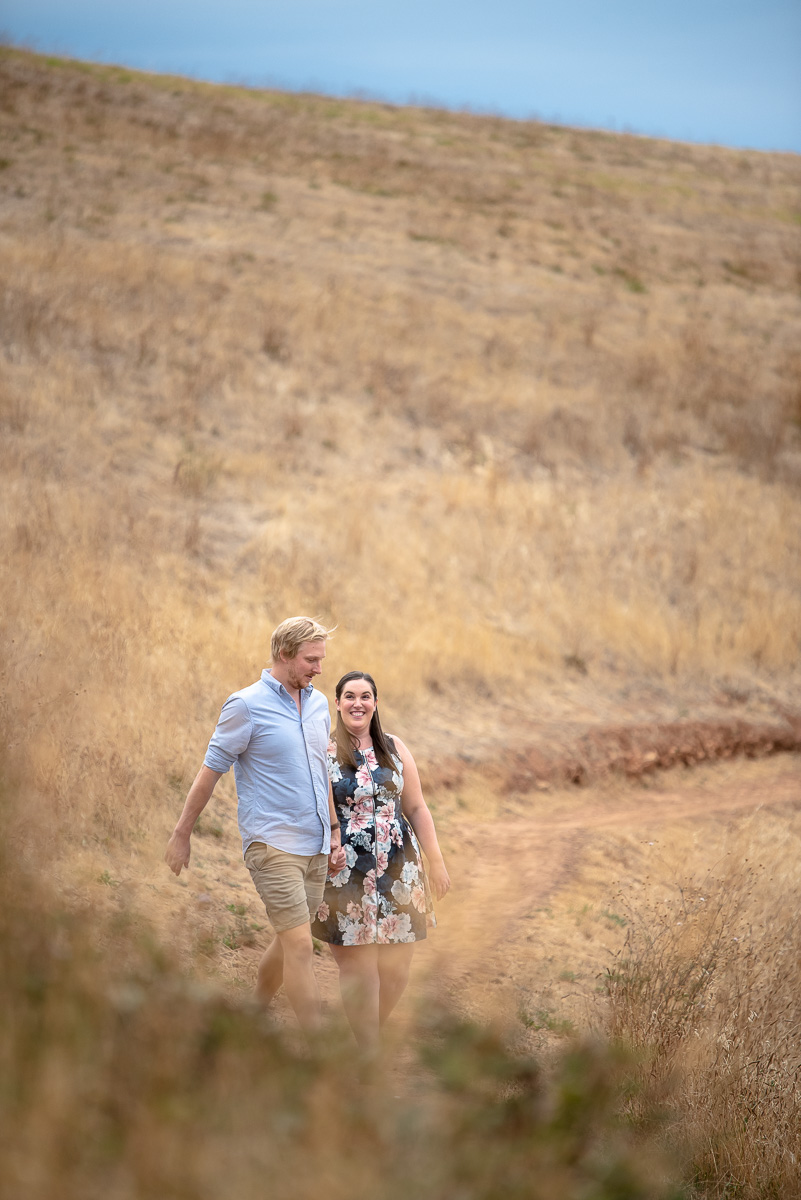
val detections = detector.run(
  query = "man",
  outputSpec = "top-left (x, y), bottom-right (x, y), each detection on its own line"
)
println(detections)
top-left (165, 616), bottom-right (344, 1033)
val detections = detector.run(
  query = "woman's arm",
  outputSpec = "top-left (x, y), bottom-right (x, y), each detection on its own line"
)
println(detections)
top-left (394, 736), bottom-right (451, 900)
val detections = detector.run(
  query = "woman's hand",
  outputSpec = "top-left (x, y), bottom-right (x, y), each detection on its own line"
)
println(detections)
top-left (428, 859), bottom-right (451, 901)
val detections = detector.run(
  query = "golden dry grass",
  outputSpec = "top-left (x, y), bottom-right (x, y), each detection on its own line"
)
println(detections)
top-left (599, 792), bottom-right (801, 1195)
top-left (2, 46), bottom-right (800, 850)
top-left (424, 759), bottom-right (801, 1197)
top-left (1, 46), bottom-right (801, 1198)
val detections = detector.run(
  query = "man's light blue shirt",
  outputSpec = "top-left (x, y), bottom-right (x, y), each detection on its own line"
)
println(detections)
top-left (204, 669), bottom-right (331, 857)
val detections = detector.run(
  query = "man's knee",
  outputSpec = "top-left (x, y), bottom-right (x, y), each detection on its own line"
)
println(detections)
top-left (261, 934), bottom-right (284, 957)
top-left (277, 922), bottom-right (314, 963)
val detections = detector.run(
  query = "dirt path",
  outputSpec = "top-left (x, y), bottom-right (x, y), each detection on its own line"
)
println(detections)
top-left (416, 757), bottom-right (800, 1026)
top-left (151, 753), bottom-right (798, 1040)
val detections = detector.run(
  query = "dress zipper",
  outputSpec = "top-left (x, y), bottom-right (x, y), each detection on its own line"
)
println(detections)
top-left (366, 747), bottom-right (379, 943)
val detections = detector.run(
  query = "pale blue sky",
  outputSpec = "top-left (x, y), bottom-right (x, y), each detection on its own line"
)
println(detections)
top-left (3, 1), bottom-right (800, 152)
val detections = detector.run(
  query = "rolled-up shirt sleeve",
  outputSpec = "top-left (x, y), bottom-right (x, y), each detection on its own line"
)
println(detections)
top-left (204, 696), bottom-right (253, 773)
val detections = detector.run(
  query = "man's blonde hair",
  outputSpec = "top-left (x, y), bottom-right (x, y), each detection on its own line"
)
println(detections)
top-left (270, 616), bottom-right (334, 663)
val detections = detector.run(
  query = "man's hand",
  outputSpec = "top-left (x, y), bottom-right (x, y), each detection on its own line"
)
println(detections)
top-left (328, 832), bottom-right (346, 873)
top-left (164, 767), bottom-right (221, 878)
top-left (165, 829), bottom-right (192, 876)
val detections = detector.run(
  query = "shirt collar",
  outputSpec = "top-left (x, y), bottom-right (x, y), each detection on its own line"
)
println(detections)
top-left (261, 668), bottom-right (313, 698)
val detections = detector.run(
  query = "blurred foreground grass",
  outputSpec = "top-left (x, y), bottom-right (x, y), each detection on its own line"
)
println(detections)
top-left (1, 784), bottom-right (681, 1200)
top-left (5, 760), bottom-right (801, 1199)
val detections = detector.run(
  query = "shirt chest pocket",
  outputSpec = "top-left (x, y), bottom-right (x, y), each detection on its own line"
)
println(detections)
top-left (303, 718), bottom-right (329, 756)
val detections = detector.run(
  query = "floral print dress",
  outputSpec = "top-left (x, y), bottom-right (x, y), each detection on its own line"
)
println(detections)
top-left (311, 741), bottom-right (435, 946)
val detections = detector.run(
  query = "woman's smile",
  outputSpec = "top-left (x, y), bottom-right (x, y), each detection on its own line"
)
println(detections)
top-left (337, 682), bottom-right (376, 735)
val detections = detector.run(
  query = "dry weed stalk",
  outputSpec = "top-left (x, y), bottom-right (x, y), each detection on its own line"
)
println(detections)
top-left (603, 854), bottom-right (801, 1198)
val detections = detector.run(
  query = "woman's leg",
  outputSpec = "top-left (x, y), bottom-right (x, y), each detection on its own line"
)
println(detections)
top-left (377, 943), bottom-right (415, 1027)
top-left (329, 943), bottom-right (380, 1052)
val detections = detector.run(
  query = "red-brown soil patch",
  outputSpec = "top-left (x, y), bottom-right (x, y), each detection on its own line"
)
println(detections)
top-left (426, 713), bottom-right (801, 794)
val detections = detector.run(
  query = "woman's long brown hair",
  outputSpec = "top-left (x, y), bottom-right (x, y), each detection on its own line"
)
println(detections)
top-left (333, 671), bottom-right (397, 773)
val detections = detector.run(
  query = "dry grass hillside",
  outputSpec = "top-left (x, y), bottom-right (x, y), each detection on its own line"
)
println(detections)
top-left (2, 47), bottom-right (799, 839)
top-left (1, 47), bottom-right (801, 1200)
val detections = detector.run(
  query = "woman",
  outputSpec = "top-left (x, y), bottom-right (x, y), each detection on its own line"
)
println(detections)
top-left (311, 670), bottom-right (451, 1051)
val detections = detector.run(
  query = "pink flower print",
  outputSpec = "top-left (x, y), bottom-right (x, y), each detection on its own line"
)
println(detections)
top-left (316, 901), bottom-right (330, 921)
top-left (377, 912), bottom-right (414, 944)
top-left (346, 900), bottom-right (362, 919)
top-left (361, 898), bottom-right (378, 938)
top-left (390, 823), bottom-right (404, 847)
top-left (363, 869), bottom-right (377, 897)
top-left (347, 807), bottom-right (371, 834)
top-left (342, 920), bottom-right (373, 946)
top-left (376, 849), bottom-right (389, 876)
top-left (377, 914), bottom-right (399, 943)
top-left (411, 883), bottom-right (426, 912)
top-left (355, 763), bottom-right (373, 787)
top-left (376, 810), bottom-right (392, 839)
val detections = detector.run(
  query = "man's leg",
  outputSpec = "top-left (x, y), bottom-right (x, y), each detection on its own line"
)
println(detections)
top-left (244, 842), bottom-right (326, 1031)
top-left (255, 936), bottom-right (284, 1004)
top-left (277, 922), bottom-right (321, 1034)
top-left (245, 842), bottom-right (286, 1006)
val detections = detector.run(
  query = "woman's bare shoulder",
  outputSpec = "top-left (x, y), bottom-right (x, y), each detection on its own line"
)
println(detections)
top-left (388, 734), bottom-right (413, 758)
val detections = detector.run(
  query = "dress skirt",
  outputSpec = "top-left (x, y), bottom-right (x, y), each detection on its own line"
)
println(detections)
top-left (311, 742), bottom-right (435, 946)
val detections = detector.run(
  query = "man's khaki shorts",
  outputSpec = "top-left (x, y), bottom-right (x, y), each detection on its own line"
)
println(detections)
top-left (244, 842), bottom-right (328, 934)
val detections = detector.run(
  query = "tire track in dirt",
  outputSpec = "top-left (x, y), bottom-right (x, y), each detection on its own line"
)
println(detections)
top-left (430, 762), bottom-right (800, 1019)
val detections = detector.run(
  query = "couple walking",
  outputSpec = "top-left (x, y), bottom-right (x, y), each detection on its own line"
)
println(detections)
top-left (165, 616), bottom-right (450, 1050)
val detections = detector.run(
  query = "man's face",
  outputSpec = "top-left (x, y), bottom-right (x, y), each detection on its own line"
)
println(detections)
top-left (283, 639), bottom-right (326, 690)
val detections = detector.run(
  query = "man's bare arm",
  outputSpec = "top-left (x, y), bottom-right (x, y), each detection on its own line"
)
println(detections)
top-left (328, 781), bottom-right (346, 871)
top-left (165, 765), bottom-right (223, 876)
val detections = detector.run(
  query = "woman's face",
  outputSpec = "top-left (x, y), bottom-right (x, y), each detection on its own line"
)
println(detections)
top-left (337, 678), bottom-right (376, 738)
